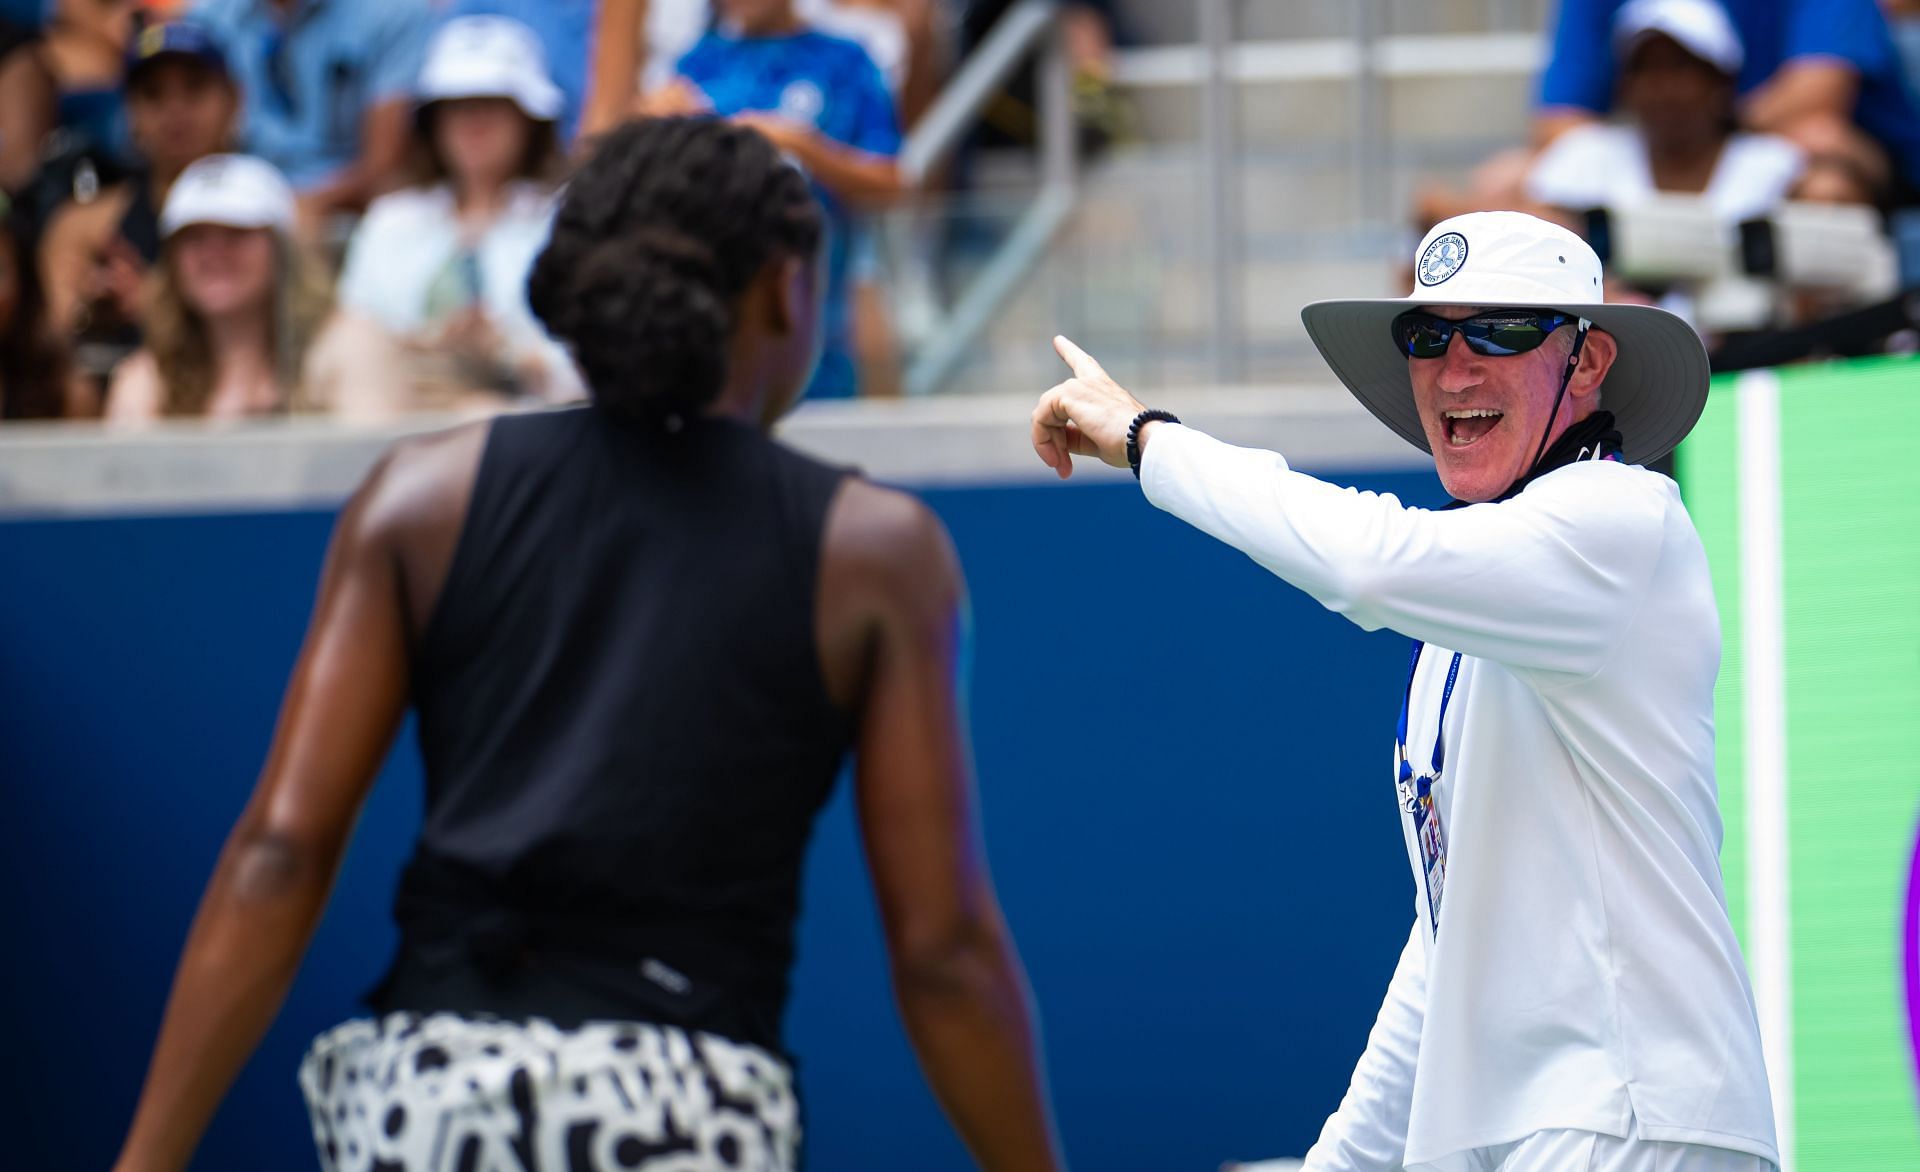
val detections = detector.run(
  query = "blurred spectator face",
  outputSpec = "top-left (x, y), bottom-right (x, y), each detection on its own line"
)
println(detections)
top-left (716, 0), bottom-right (798, 36)
top-left (170, 225), bottom-right (276, 319)
top-left (127, 60), bottom-right (237, 176)
top-left (431, 98), bottom-right (533, 190)
top-left (1621, 34), bottom-right (1734, 151)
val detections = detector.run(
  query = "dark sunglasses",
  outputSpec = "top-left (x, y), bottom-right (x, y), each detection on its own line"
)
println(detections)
top-left (1391, 309), bottom-right (1578, 359)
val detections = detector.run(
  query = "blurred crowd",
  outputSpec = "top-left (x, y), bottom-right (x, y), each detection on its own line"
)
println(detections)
top-left (4, 0), bottom-right (1914, 428)
top-left (1419, 0), bottom-right (1920, 351)
top-left (0, 0), bottom-right (1127, 423)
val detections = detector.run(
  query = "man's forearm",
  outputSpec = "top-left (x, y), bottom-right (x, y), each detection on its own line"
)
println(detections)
top-left (1530, 108), bottom-right (1599, 150)
top-left (1742, 59), bottom-right (1859, 133)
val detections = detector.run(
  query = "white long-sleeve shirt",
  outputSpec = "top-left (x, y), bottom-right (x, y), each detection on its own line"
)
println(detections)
top-left (1139, 424), bottom-right (1776, 1169)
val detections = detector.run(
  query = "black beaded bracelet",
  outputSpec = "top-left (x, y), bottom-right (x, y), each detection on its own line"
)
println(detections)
top-left (1126, 410), bottom-right (1181, 480)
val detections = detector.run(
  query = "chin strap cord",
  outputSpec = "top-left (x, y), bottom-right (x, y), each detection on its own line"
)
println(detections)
top-left (1526, 317), bottom-right (1592, 476)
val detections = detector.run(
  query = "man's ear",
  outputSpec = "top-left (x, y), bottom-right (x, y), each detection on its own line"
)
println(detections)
top-left (1573, 327), bottom-right (1619, 399)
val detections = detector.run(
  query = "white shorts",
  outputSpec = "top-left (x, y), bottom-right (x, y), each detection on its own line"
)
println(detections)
top-left (1417, 1117), bottom-right (1777, 1172)
top-left (299, 1012), bottom-right (800, 1172)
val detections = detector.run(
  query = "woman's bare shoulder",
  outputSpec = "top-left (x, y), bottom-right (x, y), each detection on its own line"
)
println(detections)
top-left (824, 477), bottom-right (963, 610)
top-left (355, 420), bottom-right (492, 541)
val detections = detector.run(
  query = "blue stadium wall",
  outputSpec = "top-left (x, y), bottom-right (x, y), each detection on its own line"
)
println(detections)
top-left (0, 468), bottom-right (1442, 1169)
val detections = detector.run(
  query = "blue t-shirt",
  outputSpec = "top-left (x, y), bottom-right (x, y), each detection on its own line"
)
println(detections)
top-left (1538, 0), bottom-right (1920, 187)
top-left (677, 28), bottom-right (902, 400)
top-left (189, 0), bottom-right (432, 188)
top-left (441, 0), bottom-right (593, 144)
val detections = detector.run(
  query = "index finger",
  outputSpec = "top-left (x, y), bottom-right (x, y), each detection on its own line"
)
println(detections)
top-left (1052, 334), bottom-right (1109, 383)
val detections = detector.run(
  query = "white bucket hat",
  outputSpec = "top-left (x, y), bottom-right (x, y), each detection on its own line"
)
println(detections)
top-left (417, 15), bottom-right (563, 122)
top-left (1300, 211), bottom-right (1710, 466)
top-left (1614, 0), bottom-right (1744, 77)
top-left (160, 153), bottom-right (296, 238)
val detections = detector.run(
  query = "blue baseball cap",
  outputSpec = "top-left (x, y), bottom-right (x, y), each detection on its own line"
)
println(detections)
top-left (126, 21), bottom-right (230, 86)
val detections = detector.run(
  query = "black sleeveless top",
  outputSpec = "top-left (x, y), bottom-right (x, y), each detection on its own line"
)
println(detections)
top-left (370, 407), bottom-right (856, 1054)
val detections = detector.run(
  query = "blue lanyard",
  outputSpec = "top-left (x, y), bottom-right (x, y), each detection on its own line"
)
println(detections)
top-left (1396, 642), bottom-right (1463, 785)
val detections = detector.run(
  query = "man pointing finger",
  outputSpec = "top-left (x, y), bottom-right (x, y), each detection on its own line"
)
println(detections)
top-left (1034, 211), bottom-right (1778, 1172)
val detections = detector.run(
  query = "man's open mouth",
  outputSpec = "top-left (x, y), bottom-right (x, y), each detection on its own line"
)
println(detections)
top-left (1444, 409), bottom-right (1503, 448)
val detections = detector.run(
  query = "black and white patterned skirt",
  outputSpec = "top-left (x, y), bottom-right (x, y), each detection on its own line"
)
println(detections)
top-left (299, 1013), bottom-right (800, 1172)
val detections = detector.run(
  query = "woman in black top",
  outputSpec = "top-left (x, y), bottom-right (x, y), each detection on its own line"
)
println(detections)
top-left (114, 117), bottom-right (1065, 1172)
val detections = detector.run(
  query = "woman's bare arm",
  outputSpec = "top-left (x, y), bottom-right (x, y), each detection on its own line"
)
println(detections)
top-left (732, 113), bottom-right (909, 207)
top-left (893, 0), bottom-right (949, 130)
top-left (819, 480), bottom-right (1066, 1172)
top-left (582, 0), bottom-right (648, 143)
top-left (112, 428), bottom-right (482, 1172)
top-left (0, 40), bottom-right (55, 191)
top-left (37, 189), bottom-right (128, 334)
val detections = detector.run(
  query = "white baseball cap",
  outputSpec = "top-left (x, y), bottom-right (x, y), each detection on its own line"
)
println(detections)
top-left (1300, 211), bottom-right (1711, 466)
top-left (159, 153), bottom-right (296, 239)
top-left (417, 15), bottom-right (563, 122)
top-left (1614, 0), bottom-right (1744, 77)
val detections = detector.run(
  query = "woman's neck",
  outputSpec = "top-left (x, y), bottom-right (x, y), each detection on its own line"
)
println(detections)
top-left (708, 336), bottom-right (779, 430)
top-left (453, 179), bottom-right (511, 232)
top-left (1645, 133), bottom-right (1726, 194)
top-left (706, 381), bottom-right (772, 429)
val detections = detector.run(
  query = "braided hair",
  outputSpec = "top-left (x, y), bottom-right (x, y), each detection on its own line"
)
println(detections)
top-left (528, 117), bottom-right (824, 421)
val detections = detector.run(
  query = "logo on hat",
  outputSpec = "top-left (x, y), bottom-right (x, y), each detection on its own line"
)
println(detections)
top-left (1417, 232), bottom-right (1469, 287)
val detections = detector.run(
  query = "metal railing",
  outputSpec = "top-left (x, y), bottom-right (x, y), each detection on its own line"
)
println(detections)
top-left (1199, 0), bottom-right (1242, 383)
top-left (1123, 0), bottom-right (1548, 386)
top-left (898, 0), bottom-right (1076, 396)
top-left (894, 0), bottom-right (1549, 394)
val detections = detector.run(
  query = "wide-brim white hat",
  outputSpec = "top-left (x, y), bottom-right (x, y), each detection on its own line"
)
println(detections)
top-left (1300, 211), bottom-right (1710, 466)
top-left (159, 153), bottom-right (296, 238)
top-left (417, 15), bottom-right (563, 122)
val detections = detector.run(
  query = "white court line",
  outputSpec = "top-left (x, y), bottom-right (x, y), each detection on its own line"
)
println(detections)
top-left (1737, 368), bottom-right (1794, 1170)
